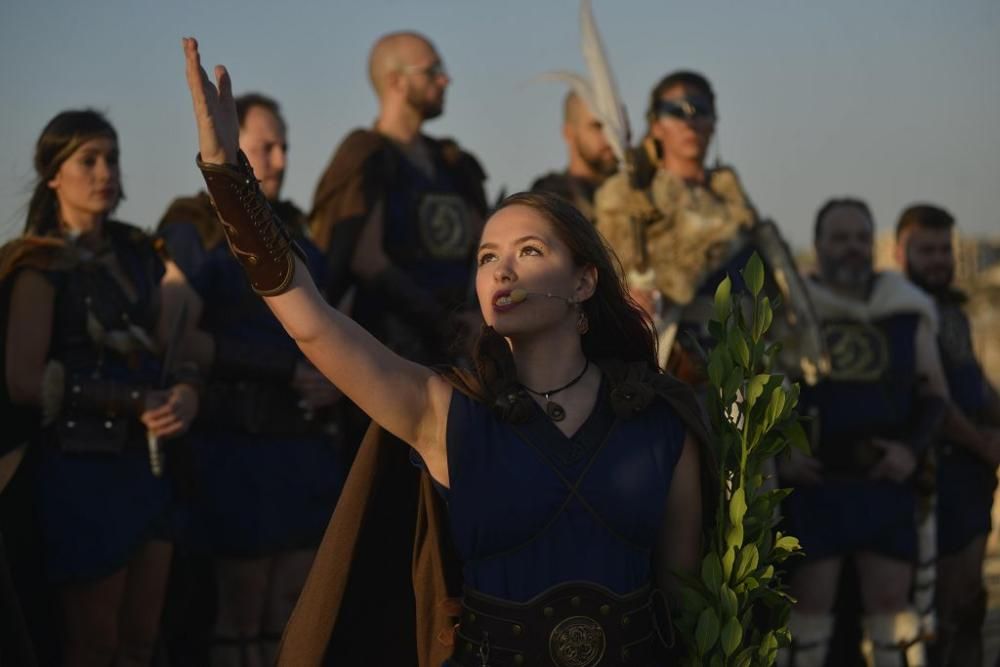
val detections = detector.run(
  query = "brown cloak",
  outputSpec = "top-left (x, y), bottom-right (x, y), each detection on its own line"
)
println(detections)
top-left (307, 129), bottom-right (487, 310)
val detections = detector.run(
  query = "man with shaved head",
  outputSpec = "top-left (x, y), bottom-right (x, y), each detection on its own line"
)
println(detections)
top-left (303, 30), bottom-right (487, 665)
top-left (531, 91), bottom-right (617, 220)
top-left (311, 31), bottom-right (487, 358)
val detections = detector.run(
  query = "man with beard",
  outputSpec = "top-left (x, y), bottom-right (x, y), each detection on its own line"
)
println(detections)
top-left (776, 199), bottom-right (950, 667)
top-left (310, 31), bottom-right (487, 363)
top-left (530, 91), bottom-right (617, 220)
top-left (304, 31), bottom-right (487, 664)
top-left (895, 204), bottom-right (1000, 667)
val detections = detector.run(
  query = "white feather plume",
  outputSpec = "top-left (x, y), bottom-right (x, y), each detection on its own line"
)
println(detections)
top-left (579, 0), bottom-right (629, 161)
top-left (536, 1), bottom-right (630, 162)
top-left (534, 70), bottom-right (599, 121)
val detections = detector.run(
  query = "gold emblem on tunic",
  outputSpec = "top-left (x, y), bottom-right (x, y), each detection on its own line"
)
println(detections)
top-left (418, 193), bottom-right (470, 260)
top-left (548, 615), bottom-right (606, 667)
top-left (824, 322), bottom-right (889, 381)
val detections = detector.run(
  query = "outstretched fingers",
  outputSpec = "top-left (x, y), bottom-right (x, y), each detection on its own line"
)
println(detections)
top-left (181, 37), bottom-right (238, 164)
top-left (215, 64), bottom-right (234, 109)
top-left (182, 37), bottom-right (212, 114)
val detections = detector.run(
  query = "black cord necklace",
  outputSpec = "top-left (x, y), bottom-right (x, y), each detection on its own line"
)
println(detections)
top-left (520, 360), bottom-right (590, 422)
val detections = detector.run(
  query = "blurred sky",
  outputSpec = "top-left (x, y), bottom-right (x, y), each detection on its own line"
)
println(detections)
top-left (1, 0), bottom-right (997, 250)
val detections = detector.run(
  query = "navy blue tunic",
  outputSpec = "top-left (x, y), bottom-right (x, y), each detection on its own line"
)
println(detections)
top-left (350, 149), bottom-right (480, 364)
top-left (935, 297), bottom-right (995, 555)
top-left (784, 313), bottom-right (922, 561)
top-left (442, 378), bottom-right (686, 602)
top-left (161, 219), bottom-right (345, 556)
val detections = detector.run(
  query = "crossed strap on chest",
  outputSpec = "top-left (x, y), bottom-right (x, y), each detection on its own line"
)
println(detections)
top-left (465, 415), bottom-right (650, 569)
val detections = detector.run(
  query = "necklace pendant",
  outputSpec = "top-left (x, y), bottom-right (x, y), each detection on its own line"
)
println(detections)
top-left (546, 400), bottom-right (566, 422)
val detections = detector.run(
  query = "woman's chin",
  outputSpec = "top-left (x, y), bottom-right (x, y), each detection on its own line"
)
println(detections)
top-left (489, 322), bottom-right (516, 338)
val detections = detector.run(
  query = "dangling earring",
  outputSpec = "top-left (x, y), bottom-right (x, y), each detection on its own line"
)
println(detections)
top-left (576, 307), bottom-right (589, 335)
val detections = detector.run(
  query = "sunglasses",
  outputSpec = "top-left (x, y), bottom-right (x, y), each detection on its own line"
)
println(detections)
top-left (402, 61), bottom-right (448, 79)
top-left (655, 96), bottom-right (715, 121)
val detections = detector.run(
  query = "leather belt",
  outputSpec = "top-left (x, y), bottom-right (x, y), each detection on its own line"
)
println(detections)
top-left (450, 582), bottom-right (669, 666)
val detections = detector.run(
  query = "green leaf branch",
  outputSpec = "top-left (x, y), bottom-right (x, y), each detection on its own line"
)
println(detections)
top-left (675, 252), bottom-right (804, 666)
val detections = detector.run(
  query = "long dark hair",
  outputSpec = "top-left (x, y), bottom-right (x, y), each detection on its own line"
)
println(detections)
top-left (24, 109), bottom-right (120, 236)
top-left (469, 192), bottom-right (658, 406)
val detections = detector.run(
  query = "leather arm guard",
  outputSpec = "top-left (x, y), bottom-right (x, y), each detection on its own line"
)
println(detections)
top-left (196, 151), bottom-right (305, 296)
top-left (211, 334), bottom-right (297, 384)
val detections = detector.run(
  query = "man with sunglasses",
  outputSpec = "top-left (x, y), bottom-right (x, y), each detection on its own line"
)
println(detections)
top-left (530, 91), bottom-right (619, 221)
top-left (303, 31), bottom-right (487, 665)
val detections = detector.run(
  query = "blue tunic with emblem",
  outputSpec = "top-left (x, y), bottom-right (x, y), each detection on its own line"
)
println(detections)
top-left (784, 309), bottom-right (922, 561)
top-left (350, 145), bottom-right (481, 364)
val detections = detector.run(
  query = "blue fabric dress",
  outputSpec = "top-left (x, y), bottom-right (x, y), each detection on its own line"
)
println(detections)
top-left (34, 222), bottom-right (172, 584)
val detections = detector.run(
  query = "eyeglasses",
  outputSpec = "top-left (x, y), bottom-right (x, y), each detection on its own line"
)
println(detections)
top-left (655, 96), bottom-right (715, 121)
top-left (401, 61), bottom-right (448, 79)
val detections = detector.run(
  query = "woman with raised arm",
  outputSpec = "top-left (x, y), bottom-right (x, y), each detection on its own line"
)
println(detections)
top-left (0, 109), bottom-right (199, 666)
top-left (183, 37), bottom-right (708, 666)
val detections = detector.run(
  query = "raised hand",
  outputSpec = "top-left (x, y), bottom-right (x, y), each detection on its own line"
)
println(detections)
top-left (182, 37), bottom-right (238, 165)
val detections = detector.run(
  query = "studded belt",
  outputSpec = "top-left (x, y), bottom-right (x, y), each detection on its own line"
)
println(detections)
top-left (450, 582), bottom-right (669, 666)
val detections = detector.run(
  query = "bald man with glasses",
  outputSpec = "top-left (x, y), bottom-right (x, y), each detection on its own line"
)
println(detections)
top-left (302, 31), bottom-right (488, 664)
